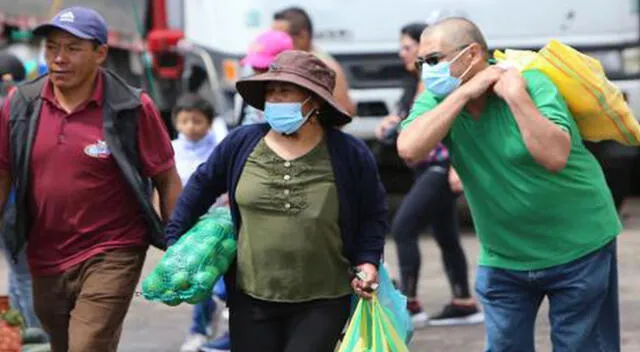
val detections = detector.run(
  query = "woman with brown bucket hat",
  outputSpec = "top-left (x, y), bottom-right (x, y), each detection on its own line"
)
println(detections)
top-left (166, 50), bottom-right (388, 352)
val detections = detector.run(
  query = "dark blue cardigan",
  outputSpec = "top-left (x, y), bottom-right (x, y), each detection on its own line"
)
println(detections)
top-left (165, 123), bottom-right (388, 278)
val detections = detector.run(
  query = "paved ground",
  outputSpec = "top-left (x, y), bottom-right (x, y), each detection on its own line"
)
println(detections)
top-left (2, 199), bottom-right (640, 351)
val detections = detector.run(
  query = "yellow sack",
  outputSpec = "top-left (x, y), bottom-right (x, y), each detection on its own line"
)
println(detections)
top-left (494, 40), bottom-right (640, 145)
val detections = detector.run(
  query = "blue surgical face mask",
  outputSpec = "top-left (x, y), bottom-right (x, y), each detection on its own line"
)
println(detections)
top-left (264, 97), bottom-right (314, 135)
top-left (421, 47), bottom-right (473, 98)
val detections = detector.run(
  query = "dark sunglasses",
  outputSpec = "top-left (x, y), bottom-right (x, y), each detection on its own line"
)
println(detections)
top-left (414, 44), bottom-right (471, 72)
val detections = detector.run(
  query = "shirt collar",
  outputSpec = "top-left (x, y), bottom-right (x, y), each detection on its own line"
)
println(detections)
top-left (177, 131), bottom-right (216, 151)
top-left (41, 69), bottom-right (105, 108)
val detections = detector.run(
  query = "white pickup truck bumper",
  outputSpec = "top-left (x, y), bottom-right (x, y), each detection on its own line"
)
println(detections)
top-left (613, 79), bottom-right (640, 121)
top-left (342, 87), bottom-right (403, 140)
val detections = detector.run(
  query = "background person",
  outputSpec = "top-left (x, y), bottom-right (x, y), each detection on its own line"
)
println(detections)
top-left (375, 22), bottom-right (482, 327)
top-left (272, 7), bottom-right (356, 116)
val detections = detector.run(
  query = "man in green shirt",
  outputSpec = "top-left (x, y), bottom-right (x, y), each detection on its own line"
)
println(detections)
top-left (398, 17), bottom-right (621, 351)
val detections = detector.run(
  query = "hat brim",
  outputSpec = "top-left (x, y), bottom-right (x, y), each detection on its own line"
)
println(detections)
top-left (236, 71), bottom-right (352, 126)
top-left (33, 24), bottom-right (101, 43)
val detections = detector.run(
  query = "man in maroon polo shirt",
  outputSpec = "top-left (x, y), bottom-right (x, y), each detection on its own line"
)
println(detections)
top-left (0, 7), bottom-right (182, 352)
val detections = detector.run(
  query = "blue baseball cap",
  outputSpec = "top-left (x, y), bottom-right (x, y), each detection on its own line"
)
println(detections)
top-left (33, 7), bottom-right (108, 45)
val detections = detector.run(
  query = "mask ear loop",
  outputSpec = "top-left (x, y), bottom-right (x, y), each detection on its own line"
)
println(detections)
top-left (458, 61), bottom-right (475, 82)
top-left (451, 46), bottom-right (476, 82)
top-left (281, 96), bottom-right (316, 136)
top-left (300, 96), bottom-right (318, 121)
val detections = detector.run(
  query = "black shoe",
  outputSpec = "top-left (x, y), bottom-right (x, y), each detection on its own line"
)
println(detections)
top-left (428, 302), bottom-right (484, 326)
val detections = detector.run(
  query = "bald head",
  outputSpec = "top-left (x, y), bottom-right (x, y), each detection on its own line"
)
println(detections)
top-left (422, 17), bottom-right (489, 58)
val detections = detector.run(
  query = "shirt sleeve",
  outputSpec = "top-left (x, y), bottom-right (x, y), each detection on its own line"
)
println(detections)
top-left (0, 90), bottom-right (16, 176)
top-left (353, 138), bottom-right (388, 266)
top-left (137, 93), bottom-right (175, 177)
top-left (524, 70), bottom-right (574, 134)
top-left (400, 90), bottom-right (439, 130)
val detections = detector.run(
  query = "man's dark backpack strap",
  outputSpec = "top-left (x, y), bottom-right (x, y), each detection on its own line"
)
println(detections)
top-left (5, 76), bottom-right (47, 261)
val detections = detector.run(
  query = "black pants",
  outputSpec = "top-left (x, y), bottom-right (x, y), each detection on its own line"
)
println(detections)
top-left (392, 162), bottom-right (471, 299)
top-left (229, 291), bottom-right (351, 352)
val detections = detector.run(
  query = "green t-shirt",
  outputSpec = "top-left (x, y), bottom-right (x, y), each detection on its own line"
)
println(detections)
top-left (402, 70), bottom-right (621, 270)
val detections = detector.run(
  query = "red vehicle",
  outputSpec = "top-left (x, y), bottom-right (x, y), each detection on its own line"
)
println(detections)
top-left (0, 0), bottom-right (186, 136)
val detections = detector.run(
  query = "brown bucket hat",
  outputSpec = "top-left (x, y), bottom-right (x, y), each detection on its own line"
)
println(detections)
top-left (236, 50), bottom-right (352, 125)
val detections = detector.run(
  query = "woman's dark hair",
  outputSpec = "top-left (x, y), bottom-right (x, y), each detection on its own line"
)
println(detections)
top-left (274, 7), bottom-right (313, 37)
top-left (172, 93), bottom-right (216, 123)
top-left (316, 108), bottom-right (334, 128)
top-left (401, 22), bottom-right (428, 43)
top-left (0, 51), bottom-right (26, 82)
top-left (307, 91), bottom-right (342, 128)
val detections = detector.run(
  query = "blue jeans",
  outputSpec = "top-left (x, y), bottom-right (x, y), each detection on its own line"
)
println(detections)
top-left (475, 240), bottom-right (619, 352)
top-left (191, 297), bottom-right (216, 335)
top-left (190, 279), bottom-right (227, 335)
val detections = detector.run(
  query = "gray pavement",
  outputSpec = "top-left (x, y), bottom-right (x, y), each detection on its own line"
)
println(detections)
top-left (1, 199), bottom-right (640, 351)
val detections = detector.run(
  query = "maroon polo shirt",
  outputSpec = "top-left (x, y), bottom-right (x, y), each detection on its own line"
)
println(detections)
top-left (0, 72), bottom-right (175, 275)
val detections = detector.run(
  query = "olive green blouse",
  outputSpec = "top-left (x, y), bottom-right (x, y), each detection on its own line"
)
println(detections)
top-left (234, 138), bottom-right (352, 302)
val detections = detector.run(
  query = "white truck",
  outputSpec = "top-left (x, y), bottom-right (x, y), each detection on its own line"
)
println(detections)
top-left (2, 0), bottom-right (638, 202)
top-left (180, 0), bottom-right (640, 203)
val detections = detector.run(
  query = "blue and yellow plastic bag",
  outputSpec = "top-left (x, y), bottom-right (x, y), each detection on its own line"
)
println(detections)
top-left (338, 293), bottom-right (410, 352)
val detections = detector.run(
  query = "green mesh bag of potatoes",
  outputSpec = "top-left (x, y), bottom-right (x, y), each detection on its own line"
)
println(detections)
top-left (142, 207), bottom-right (236, 306)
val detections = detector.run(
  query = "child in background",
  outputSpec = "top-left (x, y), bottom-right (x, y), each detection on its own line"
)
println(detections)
top-left (173, 94), bottom-right (230, 352)
top-left (173, 94), bottom-right (228, 186)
